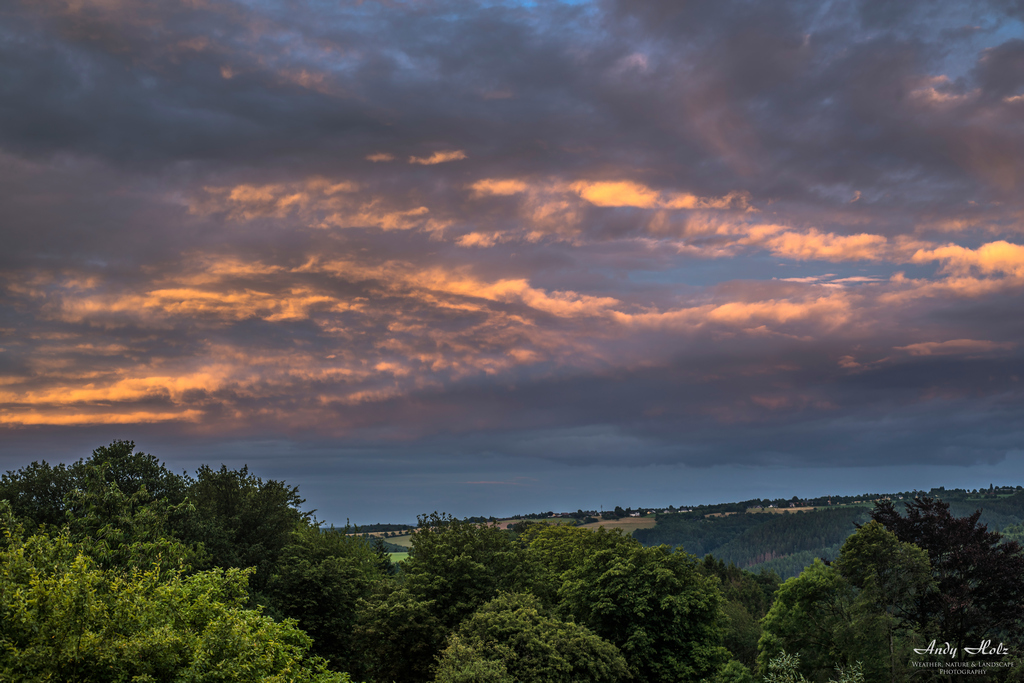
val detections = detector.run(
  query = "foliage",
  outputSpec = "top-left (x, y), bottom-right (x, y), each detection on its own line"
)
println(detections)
top-left (745, 544), bottom-right (843, 580)
top-left (633, 510), bottom-right (774, 557)
top-left (872, 496), bottom-right (1024, 647)
top-left (63, 464), bottom-right (205, 573)
top-left (762, 652), bottom-right (864, 683)
top-left (759, 523), bottom-right (934, 682)
top-left (267, 524), bottom-right (381, 672)
top-left (403, 513), bottom-right (531, 630)
top-left (189, 463), bottom-right (310, 594)
top-left (633, 508), bottom-right (867, 577)
top-left (0, 440), bottom-right (189, 529)
top-left (698, 557), bottom-right (780, 668)
top-left (0, 459), bottom-right (80, 527)
top-left (352, 587), bottom-right (446, 683)
top-left (713, 509), bottom-right (867, 569)
top-left (432, 635), bottom-right (514, 683)
top-left (757, 560), bottom-right (855, 680)
top-left (0, 502), bottom-right (348, 683)
top-left (763, 652), bottom-right (811, 683)
top-left (711, 659), bottom-right (755, 683)
top-left (559, 542), bottom-right (728, 682)
top-left (433, 592), bottom-right (629, 683)
top-left (524, 524), bottom-right (637, 606)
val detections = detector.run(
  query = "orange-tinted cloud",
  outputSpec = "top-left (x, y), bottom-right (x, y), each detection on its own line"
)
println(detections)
top-left (570, 180), bottom-right (749, 211)
top-left (911, 240), bottom-right (1024, 277)
top-left (763, 228), bottom-right (888, 261)
top-left (409, 150), bottom-right (467, 165)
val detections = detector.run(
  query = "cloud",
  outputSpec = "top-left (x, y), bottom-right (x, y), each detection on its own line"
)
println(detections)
top-left (895, 339), bottom-right (1015, 356)
top-left (911, 241), bottom-right (1024, 278)
top-left (763, 229), bottom-right (888, 261)
top-left (570, 180), bottom-right (748, 211)
top-left (5, 0), bottom-right (1024, 510)
top-left (470, 179), bottom-right (529, 196)
top-left (409, 151), bottom-right (468, 165)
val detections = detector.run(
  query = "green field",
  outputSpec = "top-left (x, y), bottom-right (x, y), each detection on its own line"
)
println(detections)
top-left (388, 534), bottom-right (413, 548)
top-left (389, 551), bottom-right (409, 563)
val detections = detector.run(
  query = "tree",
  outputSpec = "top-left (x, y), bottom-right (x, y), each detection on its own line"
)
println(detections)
top-left (85, 440), bottom-right (189, 503)
top-left (352, 587), bottom-right (446, 683)
top-left (403, 513), bottom-right (529, 630)
top-left (62, 465), bottom-right (205, 573)
top-left (558, 542), bottom-right (728, 682)
top-left (762, 653), bottom-right (864, 683)
top-left (0, 440), bottom-right (188, 529)
top-left (432, 635), bottom-right (514, 683)
top-left (0, 502), bottom-right (348, 683)
top-left (0, 459), bottom-right (77, 527)
top-left (524, 524), bottom-right (636, 607)
top-left (871, 496), bottom-right (1024, 649)
top-left (713, 659), bottom-right (756, 683)
top-left (698, 556), bottom-right (780, 668)
top-left (757, 560), bottom-right (856, 680)
top-left (432, 592), bottom-right (629, 683)
top-left (188, 463), bottom-right (310, 594)
top-left (267, 525), bottom-right (381, 673)
top-left (833, 521), bottom-right (933, 683)
top-left (759, 523), bottom-right (935, 683)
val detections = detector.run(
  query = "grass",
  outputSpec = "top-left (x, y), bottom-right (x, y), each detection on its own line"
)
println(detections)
top-left (388, 534), bottom-right (413, 548)
top-left (388, 552), bottom-right (409, 563)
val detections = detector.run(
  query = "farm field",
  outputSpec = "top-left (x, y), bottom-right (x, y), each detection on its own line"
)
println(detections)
top-left (388, 534), bottom-right (413, 548)
top-left (745, 506), bottom-right (816, 514)
top-left (576, 517), bottom-right (657, 533)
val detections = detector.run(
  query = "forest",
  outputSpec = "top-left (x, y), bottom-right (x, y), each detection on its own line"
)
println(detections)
top-left (634, 507), bottom-right (870, 578)
top-left (3, 441), bottom-right (1024, 682)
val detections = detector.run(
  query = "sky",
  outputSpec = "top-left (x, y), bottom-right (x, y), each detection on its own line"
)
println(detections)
top-left (3, 0), bottom-right (1024, 525)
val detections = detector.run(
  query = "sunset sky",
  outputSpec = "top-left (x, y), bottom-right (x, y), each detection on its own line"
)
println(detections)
top-left (3, 0), bottom-right (1024, 523)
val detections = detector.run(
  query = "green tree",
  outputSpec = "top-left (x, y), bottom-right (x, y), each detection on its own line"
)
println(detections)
top-left (85, 440), bottom-right (190, 503)
top-left (757, 560), bottom-right (855, 681)
top-left (188, 463), bottom-right (310, 594)
top-left (559, 542), bottom-right (728, 682)
top-left (432, 592), bottom-right (629, 683)
top-left (0, 440), bottom-right (189, 529)
top-left (0, 459), bottom-right (77, 527)
top-left (524, 524), bottom-right (636, 606)
top-left (712, 659), bottom-right (755, 683)
top-left (759, 524), bottom-right (933, 682)
top-left (0, 502), bottom-right (348, 683)
top-left (63, 465), bottom-right (205, 573)
top-left (403, 513), bottom-right (529, 630)
top-left (833, 521), bottom-right (933, 683)
top-left (353, 587), bottom-right (446, 683)
top-left (698, 556), bottom-right (780, 668)
top-left (432, 635), bottom-right (514, 683)
top-left (267, 525), bottom-right (382, 673)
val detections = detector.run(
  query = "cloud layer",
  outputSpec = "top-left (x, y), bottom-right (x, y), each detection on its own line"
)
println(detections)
top-left (3, 0), bottom-right (1024, 516)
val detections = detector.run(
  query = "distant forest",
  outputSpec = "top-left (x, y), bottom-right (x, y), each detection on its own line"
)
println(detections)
top-left (634, 507), bottom-right (870, 578)
top-left (628, 488), bottom-right (1024, 579)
